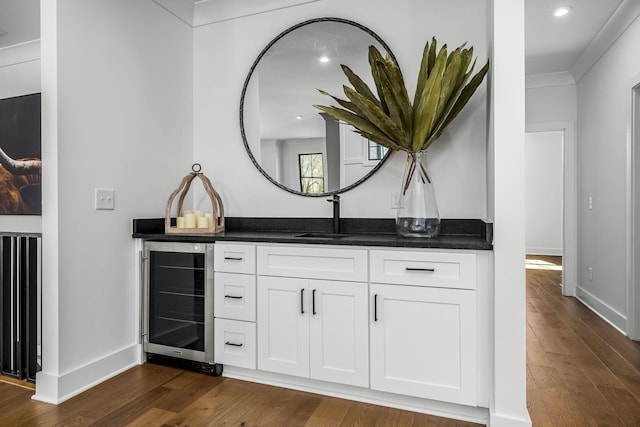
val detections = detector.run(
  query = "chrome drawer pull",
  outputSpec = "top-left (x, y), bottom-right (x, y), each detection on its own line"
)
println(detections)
top-left (405, 267), bottom-right (435, 272)
top-left (224, 295), bottom-right (243, 299)
top-left (224, 257), bottom-right (243, 261)
top-left (225, 341), bottom-right (243, 347)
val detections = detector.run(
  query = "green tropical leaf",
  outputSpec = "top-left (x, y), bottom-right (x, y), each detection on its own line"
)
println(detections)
top-left (435, 47), bottom-right (462, 125)
top-left (314, 37), bottom-right (489, 154)
top-left (368, 46), bottom-right (390, 114)
top-left (344, 86), bottom-right (409, 145)
top-left (412, 45), bottom-right (448, 150)
top-left (382, 55), bottom-right (413, 132)
top-left (317, 89), bottom-right (363, 116)
top-left (414, 41), bottom-right (431, 109)
top-left (427, 37), bottom-right (437, 76)
top-left (430, 59), bottom-right (489, 143)
top-left (340, 65), bottom-right (381, 109)
top-left (313, 104), bottom-right (388, 142)
top-left (356, 130), bottom-right (405, 152)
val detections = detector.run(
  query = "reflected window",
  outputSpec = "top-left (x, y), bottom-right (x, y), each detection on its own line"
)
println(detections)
top-left (299, 153), bottom-right (325, 194)
top-left (368, 141), bottom-right (389, 161)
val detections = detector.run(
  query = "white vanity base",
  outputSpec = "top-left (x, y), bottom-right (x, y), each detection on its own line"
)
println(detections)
top-left (222, 365), bottom-right (489, 425)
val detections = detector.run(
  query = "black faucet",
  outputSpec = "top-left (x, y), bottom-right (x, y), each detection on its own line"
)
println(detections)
top-left (327, 194), bottom-right (341, 234)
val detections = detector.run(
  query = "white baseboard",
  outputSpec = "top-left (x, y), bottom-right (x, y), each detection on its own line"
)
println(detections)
top-left (32, 344), bottom-right (143, 404)
top-left (222, 365), bottom-right (489, 425)
top-left (526, 247), bottom-right (563, 256)
top-left (575, 285), bottom-right (627, 333)
top-left (489, 411), bottom-right (532, 427)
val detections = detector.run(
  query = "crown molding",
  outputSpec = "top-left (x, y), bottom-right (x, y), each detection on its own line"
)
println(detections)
top-left (525, 71), bottom-right (575, 89)
top-left (152, 0), bottom-right (196, 26)
top-left (570, 0), bottom-right (640, 82)
top-left (0, 39), bottom-right (40, 69)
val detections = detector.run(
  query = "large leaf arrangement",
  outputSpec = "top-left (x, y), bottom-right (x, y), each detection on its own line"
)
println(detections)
top-left (314, 38), bottom-right (489, 153)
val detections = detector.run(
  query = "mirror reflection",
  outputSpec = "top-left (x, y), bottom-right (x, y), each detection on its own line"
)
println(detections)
top-left (241, 18), bottom-right (392, 196)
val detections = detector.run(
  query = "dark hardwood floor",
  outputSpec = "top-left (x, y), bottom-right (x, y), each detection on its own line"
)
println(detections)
top-left (2, 256), bottom-right (640, 426)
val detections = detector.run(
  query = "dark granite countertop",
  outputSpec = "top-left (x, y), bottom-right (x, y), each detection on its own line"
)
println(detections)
top-left (132, 217), bottom-right (493, 250)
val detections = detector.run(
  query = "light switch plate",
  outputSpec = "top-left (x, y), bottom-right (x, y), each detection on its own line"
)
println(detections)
top-left (95, 188), bottom-right (115, 210)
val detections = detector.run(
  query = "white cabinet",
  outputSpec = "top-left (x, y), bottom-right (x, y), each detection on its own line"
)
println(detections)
top-left (214, 318), bottom-right (256, 370)
top-left (214, 243), bottom-right (257, 369)
top-left (214, 243), bottom-right (481, 408)
top-left (257, 245), bottom-right (367, 282)
top-left (214, 272), bottom-right (256, 322)
top-left (256, 276), bottom-right (309, 377)
top-left (309, 279), bottom-right (368, 386)
top-left (369, 250), bottom-right (478, 406)
top-left (256, 245), bottom-right (369, 388)
top-left (214, 243), bottom-right (256, 274)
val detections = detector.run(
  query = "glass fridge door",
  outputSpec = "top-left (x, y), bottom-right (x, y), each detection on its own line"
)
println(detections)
top-left (148, 250), bottom-right (206, 353)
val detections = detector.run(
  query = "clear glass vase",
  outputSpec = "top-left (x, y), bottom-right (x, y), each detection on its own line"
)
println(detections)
top-left (396, 151), bottom-right (441, 238)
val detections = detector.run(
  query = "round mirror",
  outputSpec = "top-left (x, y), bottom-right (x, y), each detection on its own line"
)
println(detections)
top-left (240, 18), bottom-right (395, 197)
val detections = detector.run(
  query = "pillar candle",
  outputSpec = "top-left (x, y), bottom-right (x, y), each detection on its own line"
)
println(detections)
top-left (197, 216), bottom-right (209, 229)
top-left (185, 213), bottom-right (196, 228)
top-left (176, 217), bottom-right (186, 228)
top-left (194, 210), bottom-right (203, 218)
top-left (206, 213), bottom-right (214, 228)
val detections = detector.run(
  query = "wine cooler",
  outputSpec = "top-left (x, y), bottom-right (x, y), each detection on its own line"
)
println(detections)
top-left (142, 242), bottom-right (217, 371)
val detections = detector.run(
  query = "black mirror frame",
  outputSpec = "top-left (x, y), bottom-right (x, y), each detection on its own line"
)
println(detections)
top-left (239, 17), bottom-right (397, 197)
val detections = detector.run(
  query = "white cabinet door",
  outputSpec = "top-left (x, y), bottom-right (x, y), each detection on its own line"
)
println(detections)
top-left (309, 280), bottom-right (369, 387)
top-left (257, 276), bottom-right (309, 377)
top-left (370, 283), bottom-right (477, 406)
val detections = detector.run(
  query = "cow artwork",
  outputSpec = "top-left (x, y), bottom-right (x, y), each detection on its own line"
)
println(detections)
top-left (0, 93), bottom-right (41, 215)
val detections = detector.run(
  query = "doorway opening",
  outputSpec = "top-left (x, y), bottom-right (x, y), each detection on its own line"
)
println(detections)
top-left (525, 122), bottom-right (577, 297)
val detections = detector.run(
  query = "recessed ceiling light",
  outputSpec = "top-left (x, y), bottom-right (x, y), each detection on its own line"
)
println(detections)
top-left (296, 115), bottom-right (303, 120)
top-left (319, 56), bottom-right (330, 63)
top-left (553, 6), bottom-right (571, 17)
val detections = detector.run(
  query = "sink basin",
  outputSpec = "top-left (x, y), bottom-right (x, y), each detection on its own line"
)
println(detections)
top-left (295, 232), bottom-right (353, 239)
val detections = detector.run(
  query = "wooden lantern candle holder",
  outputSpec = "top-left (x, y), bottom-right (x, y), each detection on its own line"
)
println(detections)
top-left (165, 163), bottom-right (225, 235)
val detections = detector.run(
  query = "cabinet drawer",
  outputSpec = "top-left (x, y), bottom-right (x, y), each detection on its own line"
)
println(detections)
top-left (214, 272), bottom-right (256, 321)
top-left (370, 250), bottom-right (476, 290)
top-left (214, 243), bottom-right (256, 274)
top-left (257, 245), bottom-right (367, 282)
top-left (214, 318), bottom-right (256, 369)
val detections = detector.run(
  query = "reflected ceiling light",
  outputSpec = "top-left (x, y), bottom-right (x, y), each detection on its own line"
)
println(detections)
top-left (319, 56), bottom-right (330, 63)
top-left (553, 6), bottom-right (571, 17)
top-left (296, 115), bottom-right (303, 120)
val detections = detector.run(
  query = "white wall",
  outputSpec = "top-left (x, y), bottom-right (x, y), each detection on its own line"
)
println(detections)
top-left (194, 0), bottom-right (489, 219)
top-left (524, 131), bottom-right (563, 255)
top-left (0, 40), bottom-right (42, 233)
top-left (526, 84), bottom-right (577, 124)
top-left (575, 14), bottom-right (640, 331)
top-left (36, 0), bottom-right (193, 403)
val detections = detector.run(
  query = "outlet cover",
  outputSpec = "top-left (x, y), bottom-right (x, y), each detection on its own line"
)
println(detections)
top-left (95, 188), bottom-right (115, 210)
top-left (391, 191), bottom-right (401, 209)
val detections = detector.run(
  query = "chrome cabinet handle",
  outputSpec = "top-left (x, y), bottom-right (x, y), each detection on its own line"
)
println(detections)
top-left (301, 289), bottom-right (305, 314)
top-left (224, 257), bottom-right (243, 261)
top-left (224, 295), bottom-right (243, 299)
top-left (225, 341), bottom-right (243, 347)
top-left (405, 267), bottom-right (435, 272)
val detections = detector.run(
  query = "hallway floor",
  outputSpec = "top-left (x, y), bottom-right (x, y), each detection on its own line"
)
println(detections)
top-left (526, 255), bottom-right (640, 426)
